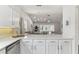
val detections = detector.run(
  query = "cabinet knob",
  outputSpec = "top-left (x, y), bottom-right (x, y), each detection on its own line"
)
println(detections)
top-left (58, 45), bottom-right (59, 50)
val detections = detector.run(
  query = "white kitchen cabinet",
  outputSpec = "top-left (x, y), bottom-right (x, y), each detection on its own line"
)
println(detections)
top-left (33, 40), bottom-right (45, 54)
top-left (59, 40), bottom-right (72, 54)
top-left (46, 40), bottom-right (59, 54)
top-left (20, 39), bottom-right (33, 54)
top-left (20, 38), bottom-right (72, 54)
top-left (0, 48), bottom-right (6, 54)
top-left (46, 40), bottom-right (72, 54)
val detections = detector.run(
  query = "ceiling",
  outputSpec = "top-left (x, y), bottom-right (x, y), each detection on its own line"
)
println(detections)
top-left (20, 5), bottom-right (63, 23)
top-left (20, 5), bottom-right (62, 15)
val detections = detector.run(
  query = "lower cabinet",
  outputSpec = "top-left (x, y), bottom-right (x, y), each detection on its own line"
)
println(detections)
top-left (59, 40), bottom-right (72, 54)
top-left (33, 40), bottom-right (45, 54)
top-left (20, 39), bottom-right (72, 54)
top-left (46, 40), bottom-right (72, 54)
top-left (20, 40), bottom-right (45, 54)
top-left (20, 40), bottom-right (33, 54)
top-left (46, 40), bottom-right (59, 54)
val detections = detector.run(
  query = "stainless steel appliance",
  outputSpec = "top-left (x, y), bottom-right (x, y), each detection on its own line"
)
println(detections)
top-left (6, 40), bottom-right (20, 54)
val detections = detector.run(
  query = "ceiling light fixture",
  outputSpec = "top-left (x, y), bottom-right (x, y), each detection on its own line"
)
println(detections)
top-left (36, 5), bottom-right (42, 7)
top-left (48, 15), bottom-right (50, 16)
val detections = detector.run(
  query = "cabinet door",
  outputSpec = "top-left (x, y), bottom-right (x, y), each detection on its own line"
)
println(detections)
top-left (33, 40), bottom-right (45, 54)
top-left (60, 40), bottom-right (72, 54)
top-left (46, 40), bottom-right (59, 54)
top-left (20, 40), bottom-right (33, 54)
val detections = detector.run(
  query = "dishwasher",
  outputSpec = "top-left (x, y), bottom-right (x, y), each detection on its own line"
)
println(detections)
top-left (6, 40), bottom-right (20, 54)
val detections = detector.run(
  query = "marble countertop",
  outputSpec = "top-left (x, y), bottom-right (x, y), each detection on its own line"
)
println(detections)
top-left (0, 34), bottom-right (73, 50)
top-left (25, 34), bottom-right (73, 40)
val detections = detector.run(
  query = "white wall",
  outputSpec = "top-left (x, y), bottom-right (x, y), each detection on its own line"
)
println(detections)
top-left (0, 6), bottom-right (12, 27)
top-left (26, 15), bottom-right (33, 32)
top-left (9, 6), bottom-right (33, 32)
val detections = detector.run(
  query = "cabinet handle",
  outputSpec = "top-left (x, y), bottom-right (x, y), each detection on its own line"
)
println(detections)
top-left (34, 46), bottom-right (37, 50)
top-left (31, 46), bottom-right (33, 50)
top-left (58, 45), bottom-right (59, 50)
top-left (61, 45), bottom-right (62, 50)
top-left (57, 45), bottom-right (59, 53)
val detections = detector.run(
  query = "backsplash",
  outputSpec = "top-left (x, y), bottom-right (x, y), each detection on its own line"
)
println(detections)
top-left (0, 27), bottom-right (17, 37)
top-left (32, 22), bottom-right (62, 34)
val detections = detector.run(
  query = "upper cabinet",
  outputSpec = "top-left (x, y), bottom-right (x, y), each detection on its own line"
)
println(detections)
top-left (0, 6), bottom-right (12, 27)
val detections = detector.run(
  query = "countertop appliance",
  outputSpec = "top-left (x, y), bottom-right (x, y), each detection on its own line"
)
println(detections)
top-left (33, 25), bottom-right (40, 33)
